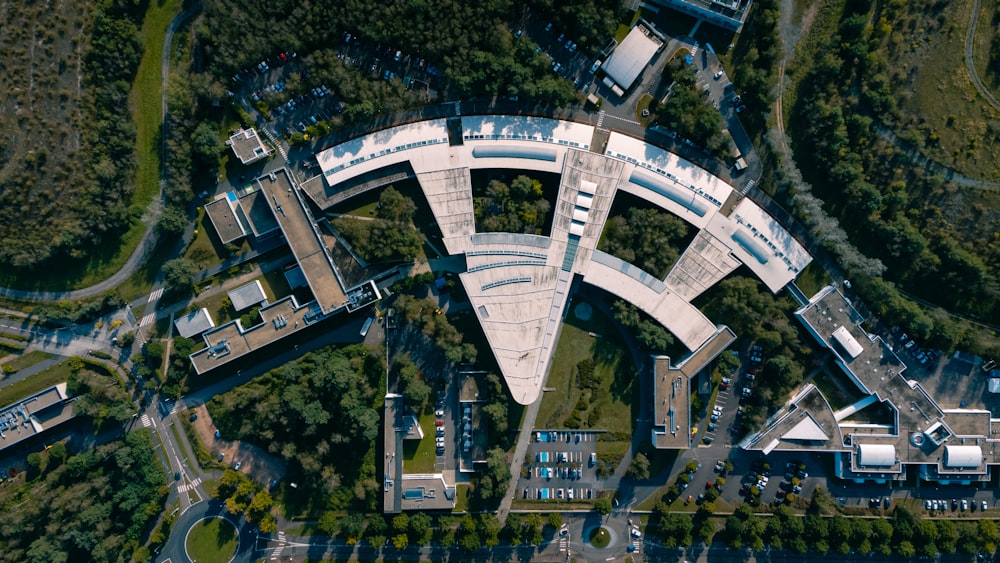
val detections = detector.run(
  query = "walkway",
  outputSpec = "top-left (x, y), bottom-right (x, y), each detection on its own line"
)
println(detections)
top-left (966, 0), bottom-right (1000, 114)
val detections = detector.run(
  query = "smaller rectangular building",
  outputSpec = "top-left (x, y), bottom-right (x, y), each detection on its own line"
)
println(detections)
top-left (601, 21), bottom-right (664, 94)
top-left (174, 308), bottom-right (215, 338)
top-left (228, 128), bottom-right (272, 165)
top-left (228, 280), bottom-right (267, 312)
top-left (204, 197), bottom-right (247, 245)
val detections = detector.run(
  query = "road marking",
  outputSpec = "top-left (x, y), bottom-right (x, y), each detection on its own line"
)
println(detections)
top-left (603, 113), bottom-right (640, 125)
top-left (139, 313), bottom-right (155, 328)
top-left (140, 414), bottom-right (152, 428)
top-left (147, 287), bottom-right (164, 302)
top-left (177, 477), bottom-right (202, 493)
top-left (596, 110), bottom-right (606, 127)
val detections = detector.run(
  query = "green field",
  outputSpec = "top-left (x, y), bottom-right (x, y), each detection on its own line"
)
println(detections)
top-left (185, 517), bottom-right (238, 563)
top-left (537, 299), bottom-right (637, 435)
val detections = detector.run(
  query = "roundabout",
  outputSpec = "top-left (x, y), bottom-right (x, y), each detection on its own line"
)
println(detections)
top-left (184, 515), bottom-right (240, 563)
top-left (584, 524), bottom-right (619, 550)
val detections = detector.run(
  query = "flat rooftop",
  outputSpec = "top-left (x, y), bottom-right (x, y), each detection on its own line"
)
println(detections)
top-left (652, 327), bottom-right (737, 449)
top-left (748, 285), bottom-right (1000, 479)
top-left (462, 115), bottom-right (594, 150)
top-left (257, 169), bottom-right (347, 314)
top-left (204, 198), bottom-right (246, 244)
top-left (228, 280), bottom-right (267, 312)
top-left (229, 128), bottom-right (271, 165)
top-left (316, 119), bottom-right (449, 186)
top-left (238, 188), bottom-right (279, 237)
top-left (0, 383), bottom-right (74, 452)
top-left (190, 296), bottom-right (322, 374)
top-left (602, 22), bottom-right (664, 90)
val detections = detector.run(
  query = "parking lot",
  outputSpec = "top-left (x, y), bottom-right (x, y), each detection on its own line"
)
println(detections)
top-left (518, 430), bottom-right (601, 503)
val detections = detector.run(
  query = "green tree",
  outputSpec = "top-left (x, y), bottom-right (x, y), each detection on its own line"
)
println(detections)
top-left (408, 512), bottom-right (432, 545)
top-left (547, 512), bottom-right (562, 529)
top-left (162, 258), bottom-right (198, 293)
top-left (378, 186), bottom-right (416, 224)
top-left (594, 497), bottom-right (612, 515)
top-left (190, 122), bottom-right (224, 168)
top-left (629, 452), bottom-right (651, 480)
top-left (158, 205), bottom-right (189, 235)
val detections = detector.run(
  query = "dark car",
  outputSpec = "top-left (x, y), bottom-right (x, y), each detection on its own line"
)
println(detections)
top-left (174, 471), bottom-right (181, 481)
top-left (189, 414), bottom-right (198, 422)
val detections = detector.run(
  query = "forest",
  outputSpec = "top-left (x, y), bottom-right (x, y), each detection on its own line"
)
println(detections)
top-left (0, 0), bottom-right (143, 271)
top-left (785, 0), bottom-right (1000, 353)
top-left (207, 343), bottom-right (385, 515)
top-left (195, 0), bottom-right (622, 105)
top-left (0, 431), bottom-right (166, 563)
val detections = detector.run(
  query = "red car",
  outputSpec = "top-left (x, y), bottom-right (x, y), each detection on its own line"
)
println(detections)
top-left (435, 420), bottom-right (445, 427)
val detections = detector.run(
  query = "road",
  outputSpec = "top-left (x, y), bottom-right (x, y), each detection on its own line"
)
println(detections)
top-left (966, 0), bottom-right (1000, 114)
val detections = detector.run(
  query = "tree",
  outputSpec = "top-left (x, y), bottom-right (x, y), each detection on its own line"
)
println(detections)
top-left (392, 533), bottom-right (408, 549)
top-left (378, 186), bottom-right (416, 224)
top-left (190, 122), bottom-right (224, 168)
top-left (547, 513), bottom-right (562, 529)
top-left (162, 258), bottom-right (198, 293)
top-left (594, 497), bottom-right (612, 515)
top-left (408, 512), bottom-right (432, 545)
top-left (157, 205), bottom-right (189, 235)
top-left (629, 452), bottom-right (651, 480)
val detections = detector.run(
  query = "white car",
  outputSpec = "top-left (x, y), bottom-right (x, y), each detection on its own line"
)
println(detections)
top-left (714, 70), bottom-right (724, 79)
top-left (435, 410), bottom-right (444, 418)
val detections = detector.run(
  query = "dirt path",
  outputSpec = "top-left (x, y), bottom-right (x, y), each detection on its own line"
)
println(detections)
top-left (773, 0), bottom-right (820, 159)
top-left (966, 0), bottom-right (1000, 113)
top-left (190, 403), bottom-right (287, 486)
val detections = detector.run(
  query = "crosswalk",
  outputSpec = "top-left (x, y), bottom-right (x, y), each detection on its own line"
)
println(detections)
top-left (596, 110), bottom-right (606, 127)
top-left (147, 287), bottom-right (164, 303)
top-left (177, 477), bottom-right (202, 493)
top-left (269, 531), bottom-right (287, 560)
top-left (559, 533), bottom-right (569, 552)
top-left (741, 179), bottom-right (756, 195)
top-left (453, 101), bottom-right (461, 116)
top-left (139, 313), bottom-right (155, 328)
top-left (261, 127), bottom-right (287, 161)
top-left (140, 414), bottom-right (152, 428)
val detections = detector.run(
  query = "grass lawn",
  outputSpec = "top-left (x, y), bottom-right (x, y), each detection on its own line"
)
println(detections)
top-left (0, 361), bottom-right (74, 406)
top-left (170, 422), bottom-right (191, 466)
top-left (536, 298), bottom-right (637, 434)
top-left (1, 350), bottom-right (55, 373)
top-left (589, 527), bottom-right (610, 548)
top-left (810, 369), bottom-right (862, 411)
top-left (185, 517), bottom-right (238, 563)
top-left (402, 408), bottom-right (438, 474)
top-left (454, 483), bottom-right (472, 513)
top-left (636, 93), bottom-right (655, 125)
top-left (794, 261), bottom-right (832, 300)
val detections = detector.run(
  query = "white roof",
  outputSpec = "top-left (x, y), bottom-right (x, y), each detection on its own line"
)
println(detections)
top-left (990, 378), bottom-right (1000, 393)
top-left (944, 445), bottom-right (982, 468)
top-left (174, 308), bottom-right (215, 339)
top-left (227, 280), bottom-right (267, 312)
top-left (462, 115), bottom-right (594, 149)
top-left (855, 443), bottom-right (896, 467)
top-left (781, 414), bottom-right (830, 441)
top-left (602, 25), bottom-right (662, 89)
top-left (832, 325), bottom-right (864, 359)
top-left (316, 119), bottom-right (449, 182)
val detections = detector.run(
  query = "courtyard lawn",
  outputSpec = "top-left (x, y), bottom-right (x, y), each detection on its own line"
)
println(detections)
top-left (0, 362), bottom-right (74, 406)
top-left (402, 408), bottom-right (438, 474)
top-left (1, 350), bottom-right (54, 373)
top-left (536, 298), bottom-right (637, 435)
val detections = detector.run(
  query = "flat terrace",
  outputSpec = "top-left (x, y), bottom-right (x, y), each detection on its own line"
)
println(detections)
top-left (204, 198), bottom-right (245, 244)
top-left (190, 296), bottom-right (323, 374)
top-left (238, 188), bottom-right (279, 238)
top-left (258, 170), bottom-right (347, 314)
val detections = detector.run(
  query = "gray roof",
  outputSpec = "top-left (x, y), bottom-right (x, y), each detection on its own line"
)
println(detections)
top-left (174, 308), bottom-right (215, 338)
top-left (227, 280), bottom-right (267, 312)
top-left (602, 23), bottom-right (663, 90)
